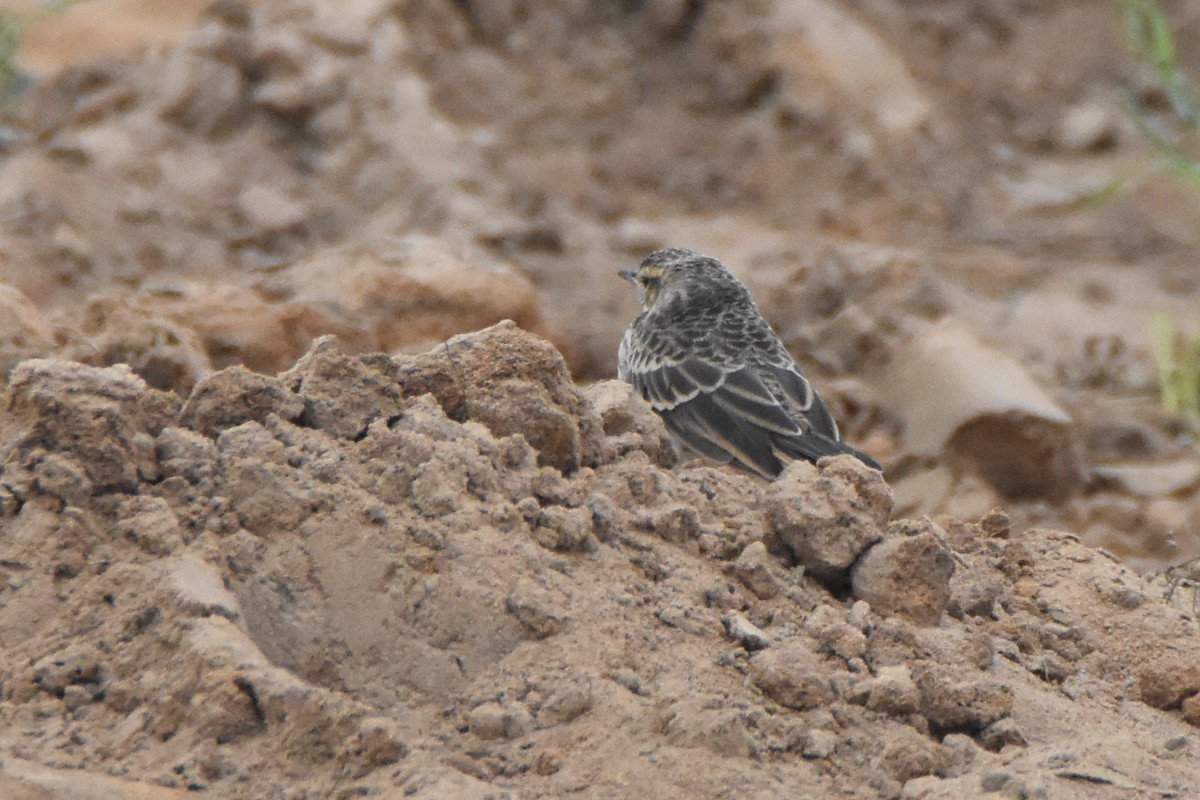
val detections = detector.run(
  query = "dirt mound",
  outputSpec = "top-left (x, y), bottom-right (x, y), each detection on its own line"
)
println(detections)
top-left (1, 324), bottom-right (1197, 799)
top-left (3, 0), bottom-right (1200, 573)
top-left (3, 1), bottom-right (1200, 797)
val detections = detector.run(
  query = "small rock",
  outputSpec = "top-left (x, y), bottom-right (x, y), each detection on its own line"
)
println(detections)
top-left (802, 729), bottom-right (838, 759)
top-left (1163, 735), bottom-right (1189, 752)
top-left (62, 683), bottom-right (94, 711)
top-left (948, 562), bottom-right (1008, 619)
top-left (662, 697), bottom-right (755, 758)
top-left (648, 505), bottom-right (701, 544)
top-left (912, 662), bottom-right (1013, 734)
top-left (882, 725), bottom-right (953, 783)
top-left (749, 641), bottom-right (834, 711)
top-left (284, 338), bottom-right (406, 440)
top-left (979, 508), bottom-right (1012, 539)
top-left (583, 379), bottom-right (676, 468)
top-left (724, 613), bottom-right (770, 651)
top-left (765, 456), bottom-right (891, 581)
top-left (980, 770), bottom-right (1011, 792)
top-left (156, 426), bottom-right (218, 484)
top-left (541, 679), bottom-right (593, 725)
top-left (940, 733), bottom-right (980, 776)
top-left (180, 366), bottom-right (304, 438)
top-left (849, 600), bottom-right (873, 630)
top-left (467, 702), bottom-right (532, 740)
top-left (352, 716), bottom-right (409, 766)
top-left (118, 496), bottom-right (185, 557)
top-left (1182, 693), bottom-right (1200, 727)
top-left (32, 453), bottom-right (94, 507)
top-left (7, 360), bottom-right (180, 492)
top-left (703, 581), bottom-right (749, 612)
top-left (864, 665), bottom-right (920, 717)
top-left (1138, 657), bottom-right (1200, 710)
top-left (852, 522), bottom-right (955, 625)
top-left (31, 644), bottom-right (106, 698)
top-left (728, 540), bottom-right (784, 599)
top-left (1024, 651), bottom-right (1071, 684)
top-left (505, 579), bottom-right (568, 639)
top-left (805, 605), bottom-right (867, 660)
top-left (888, 320), bottom-right (1084, 499)
top-left (1057, 101), bottom-right (1117, 152)
top-left (980, 718), bottom-right (1027, 751)
top-left (394, 321), bottom-right (603, 472)
top-left (532, 505), bottom-right (597, 553)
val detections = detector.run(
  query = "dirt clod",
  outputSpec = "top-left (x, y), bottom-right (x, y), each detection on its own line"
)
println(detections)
top-left (3, 1), bottom-right (1200, 797)
top-left (765, 456), bottom-right (892, 581)
top-left (852, 521), bottom-right (957, 625)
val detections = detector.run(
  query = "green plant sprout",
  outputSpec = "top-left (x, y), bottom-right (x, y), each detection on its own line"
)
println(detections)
top-left (1118, 2), bottom-right (1200, 436)
top-left (1117, 0), bottom-right (1200, 184)
top-left (1152, 312), bottom-right (1200, 439)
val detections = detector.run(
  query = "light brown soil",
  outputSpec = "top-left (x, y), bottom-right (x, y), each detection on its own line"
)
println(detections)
top-left (2, 1), bottom-right (1200, 798)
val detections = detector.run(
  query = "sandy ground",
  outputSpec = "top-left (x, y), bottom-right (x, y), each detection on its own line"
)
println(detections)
top-left (2, 1), bottom-right (1200, 798)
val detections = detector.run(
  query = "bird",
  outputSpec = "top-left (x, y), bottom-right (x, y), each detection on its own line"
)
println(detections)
top-left (617, 247), bottom-right (880, 479)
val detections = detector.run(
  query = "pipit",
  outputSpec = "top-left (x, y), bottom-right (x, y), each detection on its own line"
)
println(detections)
top-left (617, 247), bottom-right (880, 479)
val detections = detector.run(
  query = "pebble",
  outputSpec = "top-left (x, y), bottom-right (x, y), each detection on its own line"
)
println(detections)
top-left (724, 613), bottom-right (770, 651)
top-left (980, 770), bottom-right (1010, 792)
top-left (802, 729), bottom-right (838, 759)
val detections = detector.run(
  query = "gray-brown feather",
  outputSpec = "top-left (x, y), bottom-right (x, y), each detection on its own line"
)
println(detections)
top-left (617, 248), bottom-right (879, 478)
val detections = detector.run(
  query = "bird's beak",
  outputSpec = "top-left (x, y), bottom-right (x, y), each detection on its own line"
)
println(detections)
top-left (618, 268), bottom-right (637, 284)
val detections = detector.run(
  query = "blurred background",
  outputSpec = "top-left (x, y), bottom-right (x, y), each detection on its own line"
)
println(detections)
top-left (2, 0), bottom-right (1200, 570)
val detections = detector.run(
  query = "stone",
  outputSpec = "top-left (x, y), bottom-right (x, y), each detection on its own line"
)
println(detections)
top-left (766, 456), bottom-right (891, 581)
top-left (912, 662), bottom-right (1013, 734)
top-left (724, 613), bottom-right (770, 651)
top-left (5, 360), bottom-right (179, 493)
top-left (180, 366), bottom-right (304, 438)
top-left (749, 641), bottom-right (834, 711)
top-left (394, 322), bottom-right (604, 472)
top-left (728, 540), bottom-right (785, 599)
top-left (852, 523), bottom-right (955, 625)
top-left (864, 665), bottom-right (921, 717)
top-left (1138, 658), bottom-right (1200, 710)
top-left (467, 702), bottom-right (532, 740)
top-left (583, 379), bottom-right (677, 468)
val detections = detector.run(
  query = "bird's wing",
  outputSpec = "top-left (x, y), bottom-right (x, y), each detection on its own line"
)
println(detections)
top-left (620, 326), bottom-right (879, 476)
top-left (663, 391), bottom-right (780, 478)
top-left (620, 334), bottom-right (777, 475)
top-left (623, 351), bottom-right (845, 477)
top-left (759, 362), bottom-right (840, 441)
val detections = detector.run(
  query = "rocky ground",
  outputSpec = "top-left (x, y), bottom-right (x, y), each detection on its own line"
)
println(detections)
top-left (2, 1), bottom-right (1200, 798)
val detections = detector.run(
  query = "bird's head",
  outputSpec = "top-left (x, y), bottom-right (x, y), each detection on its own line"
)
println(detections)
top-left (619, 247), bottom-right (732, 310)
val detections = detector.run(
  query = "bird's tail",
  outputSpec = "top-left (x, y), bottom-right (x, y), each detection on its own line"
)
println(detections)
top-left (773, 432), bottom-right (882, 471)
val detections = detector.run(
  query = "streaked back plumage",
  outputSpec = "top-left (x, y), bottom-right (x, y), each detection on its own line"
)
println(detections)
top-left (617, 248), bottom-right (879, 479)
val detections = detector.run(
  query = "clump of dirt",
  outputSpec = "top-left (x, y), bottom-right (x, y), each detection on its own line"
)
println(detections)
top-left (3, 0), bottom-right (1200, 797)
top-left (3, 0), bottom-right (1200, 572)
top-left (1, 324), bottom-right (1198, 799)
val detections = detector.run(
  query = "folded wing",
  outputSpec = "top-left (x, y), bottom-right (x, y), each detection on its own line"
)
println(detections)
top-left (624, 353), bottom-right (879, 478)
